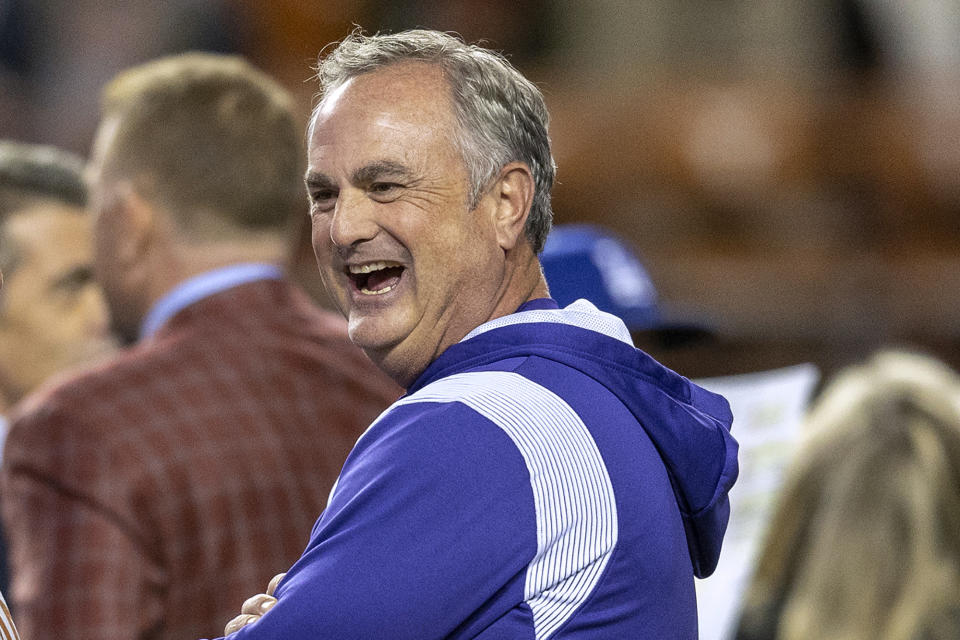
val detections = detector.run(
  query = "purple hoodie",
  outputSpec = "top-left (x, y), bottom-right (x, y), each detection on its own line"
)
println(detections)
top-left (214, 299), bottom-right (737, 639)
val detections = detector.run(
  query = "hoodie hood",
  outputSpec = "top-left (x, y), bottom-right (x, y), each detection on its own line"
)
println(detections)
top-left (410, 299), bottom-right (738, 578)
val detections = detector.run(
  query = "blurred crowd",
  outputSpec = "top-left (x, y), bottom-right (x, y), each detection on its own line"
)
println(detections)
top-left (0, 2), bottom-right (958, 639)
top-left (2, 1), bottom-right (959, 378)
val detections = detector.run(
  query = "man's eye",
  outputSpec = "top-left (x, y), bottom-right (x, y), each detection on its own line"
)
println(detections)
top-left (370, 182), bottom-right (400, 194)
top-left (310, 189), bottom-right (337, 209)
top-left (52, 266), bottom-right (94, 294)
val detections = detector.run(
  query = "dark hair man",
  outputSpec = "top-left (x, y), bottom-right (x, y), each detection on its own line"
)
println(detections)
top-left (219, 30), bottom-right (738, 640)
top-left (0, 54), bottom-right (398, 640)
top-left (0, 141), bottom-right (115, 421)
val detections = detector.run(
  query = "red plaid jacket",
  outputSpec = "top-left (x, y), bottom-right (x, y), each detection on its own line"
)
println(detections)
top-left (0, 279), bottom-right (399, 640)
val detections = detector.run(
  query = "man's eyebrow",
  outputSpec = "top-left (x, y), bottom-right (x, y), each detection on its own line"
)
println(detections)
top-left (351, 161), bottom-right (416, 185)
top-left (305, 161), bottom-right (417, 191)
top-left (51, 265), bottom-right (94, 291)
top-left (304, 171), bottom-right (336, 191)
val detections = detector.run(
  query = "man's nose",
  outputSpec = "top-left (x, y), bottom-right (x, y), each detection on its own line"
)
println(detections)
top-left (329, 190), bottom-right (378, 248)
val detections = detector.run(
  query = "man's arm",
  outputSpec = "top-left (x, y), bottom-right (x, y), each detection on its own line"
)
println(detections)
top-left (212, 401), bottom-right (538, 640)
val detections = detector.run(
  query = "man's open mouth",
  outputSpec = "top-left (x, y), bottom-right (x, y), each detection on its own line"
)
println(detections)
top-left (347, 261), bottom-right (405, 295)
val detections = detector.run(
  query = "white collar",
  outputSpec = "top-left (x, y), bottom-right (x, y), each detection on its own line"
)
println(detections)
top-left (463, 299), bottom-right (634, 346)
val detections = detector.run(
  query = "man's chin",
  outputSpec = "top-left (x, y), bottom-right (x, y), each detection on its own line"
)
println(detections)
top-left (346, 319), bottom-right (395, 354)
top-left (346, 316), bottom-right (407, 361)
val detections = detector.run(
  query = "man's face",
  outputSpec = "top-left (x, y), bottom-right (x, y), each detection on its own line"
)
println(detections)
top-left (307, 63), bottom-right (507, 386)
top-left (0, 204), bottom-right (116, 403)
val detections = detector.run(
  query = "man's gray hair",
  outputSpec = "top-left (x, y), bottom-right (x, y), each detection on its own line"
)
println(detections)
top-left (316, 29), bottom-right (555, 253)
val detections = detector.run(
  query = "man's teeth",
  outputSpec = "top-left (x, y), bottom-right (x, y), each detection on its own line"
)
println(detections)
top-left (347, 261), bottom-right (402, 295)
top-left (360, 284), bottom-right (395, 295)
top-left (348, 261), bottom-right (400, 274)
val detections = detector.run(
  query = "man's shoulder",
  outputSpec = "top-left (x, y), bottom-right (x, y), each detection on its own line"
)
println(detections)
top-left (3, 344), bottom-right (162, 462)
top-left (169, 277), bottom-right (347, 341)
top-left (349, 390), bottom-right (527, 472)
top-left (3, 322), bottom-right (233, 462)
top-left (164, 280), bottom-right (383, 376)
top-left (327, 393), bottom-right (537, 531)
top-left (354, 365), bottom-right (579, 470)
top-left (362, 394), bottom-right (498, 446)
top-left (409, 352), bottom-right (597, 416)
top-left (11, 340), bottom-right (160, 418)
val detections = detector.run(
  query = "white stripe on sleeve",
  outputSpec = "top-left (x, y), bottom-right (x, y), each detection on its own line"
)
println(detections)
top-left (396, 371), bottom-right (618, 640)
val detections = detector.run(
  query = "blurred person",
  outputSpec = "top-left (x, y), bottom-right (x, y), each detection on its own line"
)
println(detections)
top-left (539, 222), bottom-right (713, 348)
top-left (0, 257), bottom-right (22, 640)
top-left (217, 29), bottom-right (737, 639)
top-left (735, 349), bottom-right (960, 640)
top-left (0, 141), bottom-right (116, 424)
top-left (0, 140), bottom-right (117, 598)
top-left (0, 53), bottom-right (398, 640)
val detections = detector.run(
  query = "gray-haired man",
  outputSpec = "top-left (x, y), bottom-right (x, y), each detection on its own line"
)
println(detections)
top-left (221, 30), bottom-right (737, 640)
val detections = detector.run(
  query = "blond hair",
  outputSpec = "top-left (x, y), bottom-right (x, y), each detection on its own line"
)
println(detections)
top-left (100, 53), bottom-right (303, 239)
top-left (739, 350), bottom-right (960, 640)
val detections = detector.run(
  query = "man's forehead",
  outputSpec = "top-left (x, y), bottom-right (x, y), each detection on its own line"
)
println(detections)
top-left (332, 61), bottom-right (446, 98)
top-left (312, 63), bottom-right (451, 128)
top-left (7, 204), bottom-right (88, 244)
top-left (307, 67), bottom-right (459, 177)
top-left (5, 206), bottom-right (90, 278)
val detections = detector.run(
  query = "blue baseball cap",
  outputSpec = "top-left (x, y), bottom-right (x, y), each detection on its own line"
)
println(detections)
top-left (540, 224), bottom-right (710, 338)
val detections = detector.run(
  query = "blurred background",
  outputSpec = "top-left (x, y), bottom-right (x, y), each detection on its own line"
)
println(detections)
top-left (2, 0), bottom-right (958, 379)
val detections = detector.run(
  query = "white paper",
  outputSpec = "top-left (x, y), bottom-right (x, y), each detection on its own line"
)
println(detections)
top-left (693, 363), bottom-right (820, 640)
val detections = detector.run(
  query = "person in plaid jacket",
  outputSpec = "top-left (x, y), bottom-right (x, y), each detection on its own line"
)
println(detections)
top-left (0, 53), bottom-right (398, 640)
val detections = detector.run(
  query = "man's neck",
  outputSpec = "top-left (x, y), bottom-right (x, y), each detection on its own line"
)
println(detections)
top-left (483, 247), bottom-right (551, 326)
top-left (379, 249), bottom-right (550, 389)
top-left (144, 235), bottom-right (290, 315)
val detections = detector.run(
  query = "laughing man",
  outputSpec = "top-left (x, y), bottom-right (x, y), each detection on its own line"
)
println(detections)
top-left (220, 29), bottom-right (738, 640)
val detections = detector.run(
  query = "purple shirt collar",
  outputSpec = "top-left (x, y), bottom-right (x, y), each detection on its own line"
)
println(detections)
top-left (516, 297), bottom-right (559, 312)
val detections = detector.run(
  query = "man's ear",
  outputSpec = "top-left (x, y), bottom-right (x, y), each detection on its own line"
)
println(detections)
top-left (111, 182), bottom-right (157, 265)
top-left (490, 162), bottom-right (535, 251)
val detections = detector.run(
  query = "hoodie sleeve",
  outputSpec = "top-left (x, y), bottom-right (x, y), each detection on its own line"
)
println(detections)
top-left (212, 401), bottom-right (537, 640)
